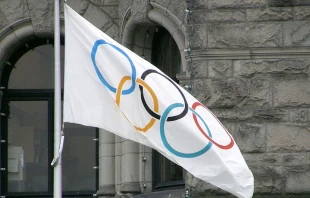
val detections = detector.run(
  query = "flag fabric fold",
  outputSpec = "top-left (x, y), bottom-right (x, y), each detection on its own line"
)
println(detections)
top-left (64, 4), bottom-right (254, 198)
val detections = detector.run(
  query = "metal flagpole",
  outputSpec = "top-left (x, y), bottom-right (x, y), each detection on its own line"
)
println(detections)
top-left (53, 0), bottom-right (62, 197)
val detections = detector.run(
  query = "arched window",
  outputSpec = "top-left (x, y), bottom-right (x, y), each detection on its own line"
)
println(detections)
top-left (0, 39), bottom-right (98, 197)
top-left (151, 27), bottom-right (184, 189)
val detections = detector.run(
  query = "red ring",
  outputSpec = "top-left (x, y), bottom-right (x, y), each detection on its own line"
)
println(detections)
top-left (192, 102), bottom-right (234, 150)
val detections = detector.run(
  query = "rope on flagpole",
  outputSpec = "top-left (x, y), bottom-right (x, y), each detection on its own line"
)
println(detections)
top-left (51, 126), bottom-right (65, 167)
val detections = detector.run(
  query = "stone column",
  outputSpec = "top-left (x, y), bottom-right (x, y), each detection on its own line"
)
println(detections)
top-left (120, 139), bottom-right (141, 194)
top-left (139, 144), bottom-right (152, 193)
top-left (97, 129), bottom-right (116, 197)
top-left (115, 135), bottom-right (122, 193)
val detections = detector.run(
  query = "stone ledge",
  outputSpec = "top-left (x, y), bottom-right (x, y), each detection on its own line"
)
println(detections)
top-left (97, 185), bottom-right (116, 196)
top-left (134, 189), bottom-right (186, 198)
top-left (188, 48), bottom-right (310, 60)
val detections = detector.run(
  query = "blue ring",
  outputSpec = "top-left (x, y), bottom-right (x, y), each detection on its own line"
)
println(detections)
top-left (91, 39), bottom-right (136, 95)
top-left (160, 103), bottom-right (213, 158)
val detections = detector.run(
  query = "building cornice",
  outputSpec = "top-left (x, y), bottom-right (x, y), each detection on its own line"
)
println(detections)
top-left (188, 48), bottom-right (310, 60)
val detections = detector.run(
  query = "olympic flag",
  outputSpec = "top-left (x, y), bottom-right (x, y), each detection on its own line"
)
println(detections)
top-left (64, 4), bottom-right (254, 198)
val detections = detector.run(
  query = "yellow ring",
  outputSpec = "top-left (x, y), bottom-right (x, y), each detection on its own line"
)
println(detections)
top-left (116, 76), bottom-right (159, 132)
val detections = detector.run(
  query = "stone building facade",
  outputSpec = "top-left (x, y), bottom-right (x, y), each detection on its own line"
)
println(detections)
top-left (0, 0), bottom-right (310, 198)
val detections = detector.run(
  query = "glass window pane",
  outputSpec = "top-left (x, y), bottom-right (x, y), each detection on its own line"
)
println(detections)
top-left (8, 101), bottom-right (48, 192)
top-left (62, 123), bottom-right (97, 192)
top-left (8, 45), bottom-right (64, 89)
top-left (152, 27), bottom-right (183, 187)
top-left (155, 151), bottom-right (183, 184)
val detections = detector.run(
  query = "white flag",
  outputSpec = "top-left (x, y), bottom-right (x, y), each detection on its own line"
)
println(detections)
top-left (64, 4), bottom-right (254, 198)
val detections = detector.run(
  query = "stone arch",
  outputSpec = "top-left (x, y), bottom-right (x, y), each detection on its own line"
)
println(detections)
top-left (121, 6), bottom-right (187, 73)
top-left (0, 19), bottom-right (65, 73)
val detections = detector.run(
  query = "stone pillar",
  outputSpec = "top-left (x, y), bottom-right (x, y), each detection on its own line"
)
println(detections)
top-left (139, 144), bottom-right (152, 193)
top-left (115, 135), bottom-right (122, 193)
top-left (97, 129), bottom-right (116, 197)
top-left (120, 139), bottom-right (141, 194)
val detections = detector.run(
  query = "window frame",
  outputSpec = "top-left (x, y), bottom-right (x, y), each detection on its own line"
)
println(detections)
top-left (0, 39), bottom-right (99, 197)
top-left (151, 27), bottom-right (185, 191)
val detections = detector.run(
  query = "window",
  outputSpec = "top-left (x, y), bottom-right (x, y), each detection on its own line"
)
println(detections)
top-left (0, 39), bottom-right (98, 197)
top-left (151, 27), bottom-right (184, 189)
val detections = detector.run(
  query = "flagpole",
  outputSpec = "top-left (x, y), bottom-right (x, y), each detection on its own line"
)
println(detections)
top-left (53, 0), bottom-right (62, 197)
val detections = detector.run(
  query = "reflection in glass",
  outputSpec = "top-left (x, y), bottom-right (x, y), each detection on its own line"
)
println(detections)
top-left (9, 45), bottom-right (65, 89)
top-left (62, 123), bottom-right (97, 191)
top-left (8, 101), bottom-right (48, 192)
top-left (155, 151), bottom-right (183, 184)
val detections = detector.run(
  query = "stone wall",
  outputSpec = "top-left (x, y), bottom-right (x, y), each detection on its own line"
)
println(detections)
top-left (176, 0), bottom-right (310, 196)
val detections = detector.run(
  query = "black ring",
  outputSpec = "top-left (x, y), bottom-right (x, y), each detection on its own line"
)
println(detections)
top-left (139, 69), bottom-right (188, 121)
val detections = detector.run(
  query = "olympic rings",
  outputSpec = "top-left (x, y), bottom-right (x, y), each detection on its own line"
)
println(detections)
top-left (140, 69), bottom-right (188, 121)
top-left (192, 102), bottom-right (234, 150)
top-left (91, 39), bottom-right (235, 158)
top-left (116, 76), bottom-right (159, 132)
top-left (91, 39), bottom-right (136, 95)
top-left (160, 103), bottom-right (212, 158)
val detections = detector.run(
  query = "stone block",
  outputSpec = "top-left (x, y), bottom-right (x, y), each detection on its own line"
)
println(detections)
top-left (101, 6), bottom-right (119, 19)
top-left (189, 24), bottom-right (207, 49)
top-left (0, 0), bottom-right (30, 24)
top-left (285, 165), bottom-right (310, 193)
top-left (234, 123), bottom-right (266, 152)
top-left (250, 165), bottom-right (283, 194)
top-left (244, 153), bottom-right (307, 166)
top-left (211, 109), bottom-right (254, 121)
top-left (115, 155), bottom-right (122, 185)
top-left (234, 59), bottom-right (310, 77)
top-left (208, 23), bottom-right (282, 48)
top-left (192, 10), bottom-right (245, 24)
top-left (0, 12), bottom-right (8, 32)
top-left (100, 143), bottom-right (115, 157)
top-left (83, 4), bottom-right (114, 30)
top-left (247, 7), bottom-right (293, 21)
top-left (202, 78), bottom-right (271, 108)
top-left (274, 79), bottom-right (310, 107)
top-left (188, 60), bottom-right (207, 78)
top-left (290, 108), bottom-right (308, 123)
top-left (28, 0), bottom-right (54, 36)
top-left (131, 0), bottom-right (151, 24)
top-left (208, 60), bottom-right (233, 78)
top-left (293, 0), bottom-right (310, 6)
top-left (97, 185), bottom-right (116, 196)
top-left (239, 79), bottom-right (272, 108)
top-left (90, 0), bottom-right (119, 6)
top-left (150, 0), bottom-right (170, 8)
top-left (253, 109), bottom-right (289, 121)
top-left (167, 0), bottom-right (187, 22)
top-left (267, 124), bottom-right (310, 152)
top-left (284, 21), bottom-right (310, 47)
top-left (118, 0), bottom-right (132, 22)
top-left (211, 108), bottom-right (289, 122)
top-left (185, 173), bottom-right (228, 196)
top-left (209, 0), bottom-right (268, 9)
top-left (190, 79), bottom-right (210, 105)
top-left (203, 78), bottom-right (248, 108)
top-left (191, 0), bottom-right (208, 9)
top-left (122, 140), bottom-right (139, 154)
top-left (67, 0), bottom-right (89, 15)
top-left (294, 6), bottom-right (310, 20)
top-left (105, 23), bottom-right (119, 41)
top-left (268, 0), bottom-right (294, 6)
